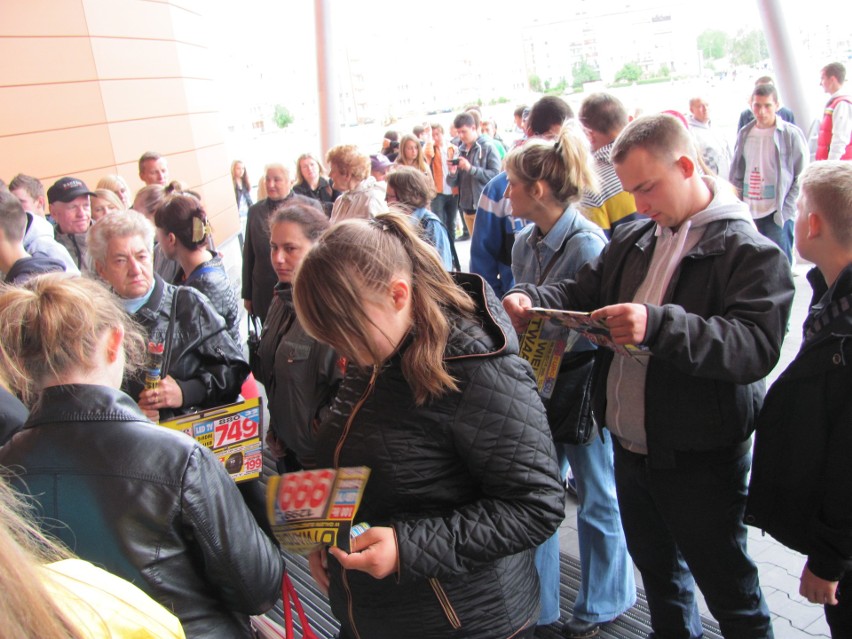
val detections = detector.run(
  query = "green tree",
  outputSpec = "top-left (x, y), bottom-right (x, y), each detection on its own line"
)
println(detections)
top-left (697, 29), bottom-right (730, 60)
top-left (657, 64), bottom-right (671, 78)
top-left (528, 74), bottom-right (543, 92)
top-left (273, 104), bottom-right (294, 129)
top-left (730, 29), bottom-right (769, 66)
top-left (614, 62), bottom-right (643, 84)
top-left (572, 59), bottom-right (600, 89)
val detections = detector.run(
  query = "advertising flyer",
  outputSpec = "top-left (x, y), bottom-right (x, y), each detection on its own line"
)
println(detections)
top-left (159, 398), bottom-right (264, 483)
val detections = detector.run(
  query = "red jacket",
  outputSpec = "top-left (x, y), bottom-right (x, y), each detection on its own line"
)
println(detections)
top-left (816, 95), bottom-right (852, 160)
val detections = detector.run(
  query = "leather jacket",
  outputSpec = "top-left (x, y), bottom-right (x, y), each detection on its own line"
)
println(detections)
top-left (125, 275), bottom-right (249, 421)
top-left (0, 384), bottom-right (284, 639)
top-left (254, 282), bottom-right (342, 469)
top-left (318, 273), bottom-right (565, 639)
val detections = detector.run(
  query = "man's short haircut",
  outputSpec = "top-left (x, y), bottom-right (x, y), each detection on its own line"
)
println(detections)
top-left (801, 161), bottom-right (852, 246)
top-left (412, 125), bottom-right (426, 137)
top-left (430, 123), bottom-right (444, 134)
top-left (138, 151), bottom-right (162, 173)
top-left (514, 105), bottom-right (527, 119)
top-left (0, 190), bottom-right (28, 243)
top-left (752, 84), bottom-right (778, 103)
top-left (754, 75), bottom-right (774, 86)
top-left (611, 113), bottom-right (695, 165)
top-left (8, 174), bottom-right (45, 200)
top-left (463, 108), bottom-right (481, 129)
top-left (453, 112), bottom-right (476, 130)
top-left (579, 93), bottom-right (628, 136)
top-left (688, 97), bottom-right (704, 109)
top-left (527, 96), bottom-right (574, 136)
top-left (822, 62), bottom-right (846, 84)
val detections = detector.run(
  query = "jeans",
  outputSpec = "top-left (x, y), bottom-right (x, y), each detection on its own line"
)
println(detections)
top-left (558, 430), bottom-right (636, 623)
top-left (755, 214), bottom-right (792, 263)
top-left (535, 532), bottom-right (561, 625)
top-left (613, 441), bottom-right (773, 639)
top-left (431, 193), bottom-right (459, 238)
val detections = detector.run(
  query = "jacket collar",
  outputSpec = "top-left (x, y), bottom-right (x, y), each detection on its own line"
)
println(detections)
top-left (134, 274), bottom-right (168, 322)
top-left (444, 272), bottom-right (514, 360)
top-left (27, 384), bottom-right (146, 427)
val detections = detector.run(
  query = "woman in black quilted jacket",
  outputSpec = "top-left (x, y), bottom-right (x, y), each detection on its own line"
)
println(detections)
top-left (293, 212), bottom-right (565, 639)
top-left (154, 193), bottom-right (240, 343)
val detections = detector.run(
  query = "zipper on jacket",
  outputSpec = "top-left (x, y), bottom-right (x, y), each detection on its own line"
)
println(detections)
top-left (334, 364), bottom-right (378, 639)
top-left (429, 578), bottom-right (462, 630)
top-left (332, 364), bottom-right (378, 468)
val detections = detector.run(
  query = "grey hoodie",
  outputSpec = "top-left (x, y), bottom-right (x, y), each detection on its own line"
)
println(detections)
top-left (22, 212), bottom-right (79, 275)
top-left (606, 177), bottom-right (754, 454)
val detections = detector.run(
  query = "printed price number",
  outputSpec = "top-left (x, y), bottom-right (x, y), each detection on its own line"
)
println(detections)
top-left (214, 416), bottom-right (258, 448)
top-left (277, 469), bottom-right (335, 514)
top-left (244, 455), bottom-right (263, 473)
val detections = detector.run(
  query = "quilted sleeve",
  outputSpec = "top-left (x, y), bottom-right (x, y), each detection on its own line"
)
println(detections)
top-left (393, 355), bottom-right (565, 581)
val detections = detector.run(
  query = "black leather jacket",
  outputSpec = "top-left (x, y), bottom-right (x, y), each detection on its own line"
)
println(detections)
top-left (125, 275), bottom-right (249, 421)
top-left (255, 282), bottom-right (342, 468)
top-left (0, 384), bottom-right (284, 639)
top-left (318, 273), bottom-right (565, 639)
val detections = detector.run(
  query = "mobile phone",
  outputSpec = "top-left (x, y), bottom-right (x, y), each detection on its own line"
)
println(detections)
top-left (449, 158), bottom-right (460, 165)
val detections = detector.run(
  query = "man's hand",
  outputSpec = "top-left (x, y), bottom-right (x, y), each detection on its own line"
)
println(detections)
top-left (328, 526), bottom-right (398, 580)
top-left (800, 563), bottom-right (839, 606)
top-left (457, 157), bottom-right (471, 172)
top-left (502, 293), bottom-right (533, 333)
top-left (138, 376), bottom-right (184, 411)
top-left (591, 303), bottom-right (648, 345)
top-left (243, 299), bottom-right (253, 314)
top-left (309, 546), bottom-right (330, 596)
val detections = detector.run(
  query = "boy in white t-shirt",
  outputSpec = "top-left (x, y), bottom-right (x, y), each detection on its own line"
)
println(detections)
top-left (730, 84), bottom-right (809, 262)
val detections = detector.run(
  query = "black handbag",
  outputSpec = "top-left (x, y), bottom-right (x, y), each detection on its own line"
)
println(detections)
top-left (535, 228), bottom-right (598, 445)
top-left (543, 350), bottom-right (597, 445)
top-left (247, 313), bottom-right (262, 374)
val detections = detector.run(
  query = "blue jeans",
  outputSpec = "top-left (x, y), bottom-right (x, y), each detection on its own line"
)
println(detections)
top-left (535, 532), bottom-right (561, 625)
top-left (755, 214), bottom-right (792, 263)
top-left (613, 441), bottom-right (773, 639)
top-left (558, 430), bottom-right (636, 623)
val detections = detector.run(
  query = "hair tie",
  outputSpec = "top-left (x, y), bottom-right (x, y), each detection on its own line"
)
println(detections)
top-left (554, 138), bottom-right (562, 153)
top-left (191, 216), bottom-right (212, 243)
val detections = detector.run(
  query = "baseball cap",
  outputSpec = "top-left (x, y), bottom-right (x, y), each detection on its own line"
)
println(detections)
top-left (370, 154), bottom-right (392, 173)
top-left (47, 177), bottom-right (97, 204)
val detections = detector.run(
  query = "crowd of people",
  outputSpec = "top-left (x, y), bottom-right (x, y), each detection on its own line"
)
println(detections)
top-left (0, 60), bottom-right (850, 639)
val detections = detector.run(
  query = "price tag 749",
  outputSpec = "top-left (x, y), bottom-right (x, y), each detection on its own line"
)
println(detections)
top-left (213, 416), bottom-right (258, 448)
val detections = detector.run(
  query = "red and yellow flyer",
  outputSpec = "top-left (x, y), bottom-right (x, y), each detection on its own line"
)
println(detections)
top-left (266, 466), bottom-right (371, 555)
top-left (159, 398), bottom-right (264, 483)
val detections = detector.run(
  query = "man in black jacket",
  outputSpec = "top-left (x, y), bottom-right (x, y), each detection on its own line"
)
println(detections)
top-left (505, 114), bottom-right (794, 639)
top-left (747, 161), bottom-right (852, 637)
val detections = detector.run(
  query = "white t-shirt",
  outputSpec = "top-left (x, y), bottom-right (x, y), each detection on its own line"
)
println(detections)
top-left (742, 126), bottom-right (777, 219)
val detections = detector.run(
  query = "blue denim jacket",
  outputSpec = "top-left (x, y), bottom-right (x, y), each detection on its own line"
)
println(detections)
top-left (511, 206), bottom-right (607, 352)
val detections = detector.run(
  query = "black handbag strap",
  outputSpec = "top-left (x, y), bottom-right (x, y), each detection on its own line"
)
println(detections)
top-left (160, 287), bottom-right (181, 375)
top-left (537, 228), bottom-right (589, 286)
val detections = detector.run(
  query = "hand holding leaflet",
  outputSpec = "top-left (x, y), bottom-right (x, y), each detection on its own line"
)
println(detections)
top-left (527, 306), bottom-right (650, 361)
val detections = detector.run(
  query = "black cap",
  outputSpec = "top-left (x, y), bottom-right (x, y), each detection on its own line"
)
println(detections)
top-left (47, 177), bottom-right (96, 204)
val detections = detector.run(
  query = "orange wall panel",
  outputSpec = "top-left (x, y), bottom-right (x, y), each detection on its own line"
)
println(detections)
top-left (0, 1), bottom-right (89, 37)
top-left (0, 38), bottom-right (98, 86)
top-left (0, 1), bottom-right (238, 242)
top-left (97, 78), bottom-right (190, 122)
top-left (0, 83), bottom-right (107, 136)
top-left (1, 125), bottom-right (115, 183)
